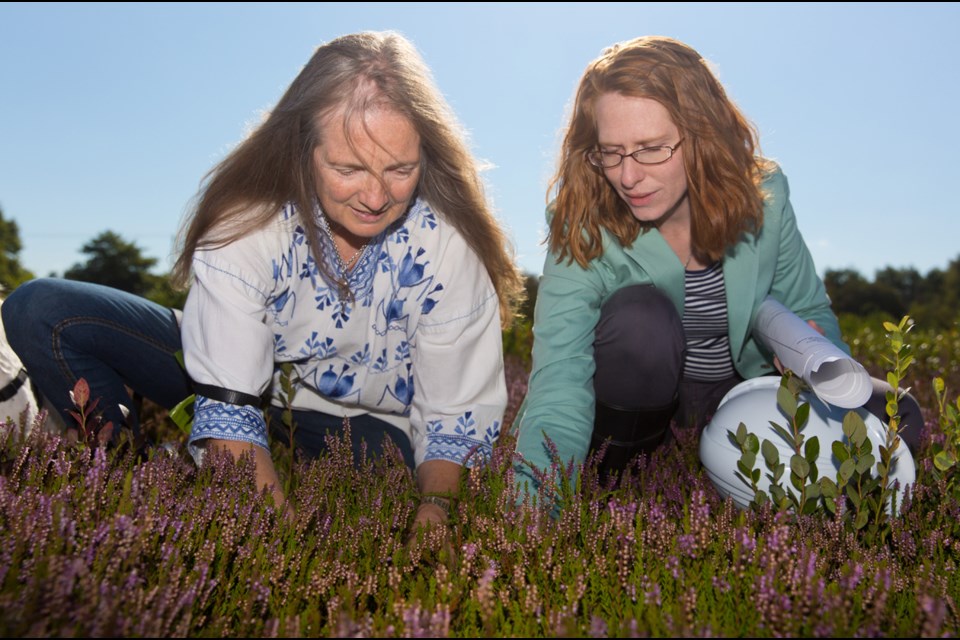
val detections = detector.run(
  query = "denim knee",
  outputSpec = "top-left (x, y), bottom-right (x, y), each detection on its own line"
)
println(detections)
top-left (2, 279), bottom-right (58, 359)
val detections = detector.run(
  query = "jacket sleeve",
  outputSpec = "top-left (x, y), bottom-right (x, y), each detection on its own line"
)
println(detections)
top-left (513, 238), bottom-right (607, 501)
top-left (764, 170), bottom-right (848, 354)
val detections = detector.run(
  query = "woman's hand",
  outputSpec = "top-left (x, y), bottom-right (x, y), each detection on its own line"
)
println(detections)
top-left (204, 439), bottom-right (291, 517)
top-left (413, 496), bottom-right (450, 528)
top-left (405, 459), bottom-right (461, 563)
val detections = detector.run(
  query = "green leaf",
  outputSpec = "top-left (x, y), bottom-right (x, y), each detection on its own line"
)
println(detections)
top-left (769, 422), bottom-right (795, 447)
top-left (773, 462), bottom-right (785, 482)
top-left (736, 422), bottom-right (748, 444)
top-left (886, 400), bottom-right (898, 418)
top-left (170, 394), bottom-right (196, 435)
top-left (934, 377), bottom-right (945, 395)
top-left (855, 510), bottom-right (869, 530)
top-left (882, 321), bottom-right (898, 333)
top-left (820, 477), bottom-right (838, 498)
top-left (761, 439), bottom-right (780, 466)
top-left (737, 456), bottom-right (755, 477)
top-left (777, 385), bottom-right (797, 417)
top-left (886, 372), bottom-right (900, 390)
top-left (795, 402), bottom-right (810, 429)
top-left (790, 473), bottom-right (805, 493)
top-left (804, 436), bottom-right (820, 462)
top-left (770, 485), bottom-right (786, 505)
top-left (785, 374), bottom-right (804, 396)
top-left (790, 454), bottom-right (810, 479)
top-left (832, 440), bottom-right (850, 462)
top-left (843, 412), bottom-right (868, 445)
top-left (856, 455), bottom-right (876, 475)
top-left (845, 486), bottom-right (861, 509)
top-left (839, 459), bottom-right (856, 483)
top-left (745, 433), bottom-right (760, 455)
top-left (934, 450), bottom-right (957, 472)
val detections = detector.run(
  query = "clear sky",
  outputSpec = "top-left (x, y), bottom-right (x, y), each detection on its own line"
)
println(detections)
top-left (2, 2), bottom-right (957, 281)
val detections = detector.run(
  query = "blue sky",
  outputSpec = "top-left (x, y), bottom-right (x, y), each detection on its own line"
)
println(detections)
top-left (2, 2), bottom-right (958, 281)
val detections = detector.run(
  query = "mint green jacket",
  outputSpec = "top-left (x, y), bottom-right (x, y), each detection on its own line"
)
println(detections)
top-left (512, 166), bottom-right (847, 494)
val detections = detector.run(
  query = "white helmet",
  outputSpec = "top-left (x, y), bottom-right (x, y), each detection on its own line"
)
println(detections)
top-left (699, 376), bottom-right (916, 511)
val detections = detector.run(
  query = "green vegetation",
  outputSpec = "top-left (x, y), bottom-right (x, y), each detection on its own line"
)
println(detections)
top-left (0, 313), bottom-right (958, 636)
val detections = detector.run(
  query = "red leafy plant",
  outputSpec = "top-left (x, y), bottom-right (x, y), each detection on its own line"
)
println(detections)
top-left (66, 377), bottom-right (114, 447)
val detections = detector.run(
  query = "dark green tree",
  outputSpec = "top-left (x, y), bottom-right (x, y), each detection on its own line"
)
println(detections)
top-left (824, 269), bottom-right (878, 316)
top-left (64, 231), bottom-right (160, 297)
top-left (146, 276), bottom-right (189, 310)
top-left (0, 206), bottom-right (35, 292)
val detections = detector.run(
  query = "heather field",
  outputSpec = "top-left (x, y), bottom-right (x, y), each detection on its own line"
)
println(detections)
top-left (1, 318), bottom-right (959, 637)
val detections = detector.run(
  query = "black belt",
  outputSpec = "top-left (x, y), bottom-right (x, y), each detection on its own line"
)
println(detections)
top-left (0, 368), bottom-right (29, 403)
top-left (192, 382), bottom-right (262, 407)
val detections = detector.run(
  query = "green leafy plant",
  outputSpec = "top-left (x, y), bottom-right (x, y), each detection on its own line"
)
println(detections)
top-left (731, 317), bottom-right (914, 544)
top-left (931, 376), bottom-right (960, 491)
top-left (731, 371), bottom-right (821, 513)
top-left (274, 361), bottom-right (299, 497)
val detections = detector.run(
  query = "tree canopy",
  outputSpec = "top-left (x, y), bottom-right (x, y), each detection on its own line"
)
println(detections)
top-left (63, 231), bottom-right (159, 296)
top-left (0, 206), bottom-right (35, 293)
top-left (62, 230), bottom-right (187, 307)
top-left (822, 259), bottom-right (959, 328)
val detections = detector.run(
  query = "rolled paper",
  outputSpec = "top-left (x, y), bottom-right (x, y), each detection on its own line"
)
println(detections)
top-left (752, 297), bottom-right (871, 409)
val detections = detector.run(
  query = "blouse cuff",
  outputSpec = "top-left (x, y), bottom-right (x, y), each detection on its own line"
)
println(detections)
top-left (421, 413), bottom-right (500, 467)
top-left (186, 395), bottom-right (269, 466)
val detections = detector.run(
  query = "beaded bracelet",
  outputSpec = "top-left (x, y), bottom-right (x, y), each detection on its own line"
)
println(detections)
top-left (419, 495), bottom-right (452, 517)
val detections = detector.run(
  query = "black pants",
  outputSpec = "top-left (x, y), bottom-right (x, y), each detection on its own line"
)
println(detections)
top-left (592, 284), bottom-right (923, 452)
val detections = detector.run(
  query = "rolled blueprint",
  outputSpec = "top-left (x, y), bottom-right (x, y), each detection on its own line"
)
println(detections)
top-left (752, 297), bottom-right (872, 409)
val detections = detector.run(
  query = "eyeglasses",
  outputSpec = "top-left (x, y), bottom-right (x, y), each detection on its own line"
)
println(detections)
top-left (585, 138), bottom-right (684, 169)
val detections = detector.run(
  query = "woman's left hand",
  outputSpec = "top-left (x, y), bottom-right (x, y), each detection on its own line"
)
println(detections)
top-left (405, 500), bottom-right (457, 564)
top-left (413, 499), bottom-right (449, 528)
top-left (405, 459), bottom-right (461, 563)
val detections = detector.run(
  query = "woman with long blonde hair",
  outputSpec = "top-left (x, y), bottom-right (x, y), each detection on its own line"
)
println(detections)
top-left (5, 31), bottom-right (525, 535)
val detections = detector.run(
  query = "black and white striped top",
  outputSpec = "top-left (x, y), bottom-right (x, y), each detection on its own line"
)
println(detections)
top-left (682, 262), bottom-right (735, 381)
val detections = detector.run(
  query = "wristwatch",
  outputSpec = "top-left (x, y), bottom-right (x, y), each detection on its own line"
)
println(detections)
top-left (419, 495), bottom-right (452, 517)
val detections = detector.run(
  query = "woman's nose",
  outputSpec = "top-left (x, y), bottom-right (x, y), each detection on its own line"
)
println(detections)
top-left (359, 176), bottom-right (390, 212)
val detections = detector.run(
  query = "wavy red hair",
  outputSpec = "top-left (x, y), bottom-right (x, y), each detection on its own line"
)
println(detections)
top-left (547, 36), bottom-right (774, 267)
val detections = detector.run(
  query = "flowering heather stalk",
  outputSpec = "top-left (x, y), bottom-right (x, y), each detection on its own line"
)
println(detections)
top-left (1, 315), bottom-right (959, 637)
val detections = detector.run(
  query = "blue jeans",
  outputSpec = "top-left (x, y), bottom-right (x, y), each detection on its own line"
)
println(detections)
top-left (2, 278), bottom-right (191, 437)
top-left (2, 278), bottom-right (416, 466)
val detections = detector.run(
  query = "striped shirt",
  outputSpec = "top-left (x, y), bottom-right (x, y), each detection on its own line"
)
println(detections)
top-left (682, 262), bottom-right (735, 381)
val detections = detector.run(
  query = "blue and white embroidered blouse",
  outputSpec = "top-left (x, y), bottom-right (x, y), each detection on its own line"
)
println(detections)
top-left (182, 198), bottom-right (506, 467)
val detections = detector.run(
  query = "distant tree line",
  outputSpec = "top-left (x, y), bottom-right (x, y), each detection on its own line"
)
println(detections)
top-left (0, 204), bottom-right (957, 328)
top-left (824, 259), bottom-right (960, 329)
